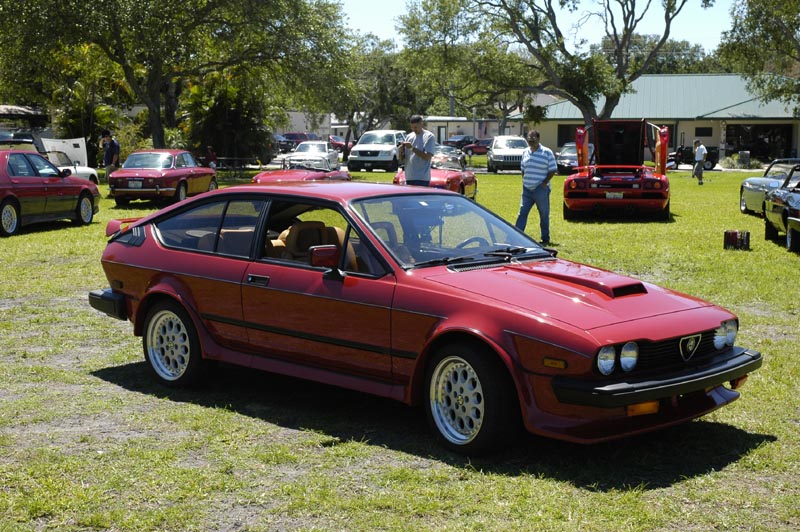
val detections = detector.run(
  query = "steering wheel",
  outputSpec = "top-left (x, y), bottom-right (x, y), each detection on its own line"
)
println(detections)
top-left (455, 236), bottom-right (490, 249)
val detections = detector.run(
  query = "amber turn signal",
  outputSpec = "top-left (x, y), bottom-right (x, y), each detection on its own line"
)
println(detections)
top-left (626, 401), bottom-right (659, 417)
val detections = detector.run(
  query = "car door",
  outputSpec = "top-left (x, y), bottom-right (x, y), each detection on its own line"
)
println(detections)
top-left (179, 152), bottom-right (211, 195)
top-left (6, 153), bottom-right (48, 218)
top-left (26, 153), bottom-right (78, 217)
top-left (241, 199), bottom-right (396, 382)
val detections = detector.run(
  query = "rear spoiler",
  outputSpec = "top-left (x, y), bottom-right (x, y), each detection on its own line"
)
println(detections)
top-left (105, 217), bottom-right (141, 237)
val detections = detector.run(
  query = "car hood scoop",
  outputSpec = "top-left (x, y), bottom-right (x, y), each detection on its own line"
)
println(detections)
top-left (427, 259), bottom-right (708, 330)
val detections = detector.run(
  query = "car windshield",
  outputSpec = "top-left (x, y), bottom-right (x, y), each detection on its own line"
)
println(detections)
top-left (47, 151), bottom-right (72, 166)
top-left (358, 133), bottom-right (395, 145)
top-left (497, 138), bottom-right (527, 149)
top-left (352, 193), bottom-right (548, 268)
top-left (295, 143), bottom-right (325, 153)
top-left (283, 157), bottom-right (330, 171)
top-left (766, 163), bottom-right (797, 179)
top-left (123, 152), bottom-right (173, 169)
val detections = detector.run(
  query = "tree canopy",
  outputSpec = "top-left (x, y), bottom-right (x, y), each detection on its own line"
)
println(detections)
top-left (718, 0), bottom-right (800, 112)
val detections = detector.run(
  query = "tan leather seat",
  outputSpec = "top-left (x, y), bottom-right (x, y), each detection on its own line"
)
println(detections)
top-left (325, 226), bottom-right (358, 271)
top-left (281, 221), bottom-right (327, 262)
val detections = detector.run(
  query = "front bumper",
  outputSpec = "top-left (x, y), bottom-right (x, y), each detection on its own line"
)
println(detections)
top-left (552, 347), bottom-right (762, 408)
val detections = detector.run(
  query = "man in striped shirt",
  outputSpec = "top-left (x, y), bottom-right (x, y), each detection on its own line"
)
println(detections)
top-left (515, 130), bottom-right (557, 244)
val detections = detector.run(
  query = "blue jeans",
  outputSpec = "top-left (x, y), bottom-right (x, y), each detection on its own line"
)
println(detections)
top-left (515, 185), bottom-right (550, 242)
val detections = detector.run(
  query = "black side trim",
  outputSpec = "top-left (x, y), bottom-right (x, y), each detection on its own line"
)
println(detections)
top-left (202, 313), bottom-right (418, 360)
top-left (552, 347), bottom-right (762, 407)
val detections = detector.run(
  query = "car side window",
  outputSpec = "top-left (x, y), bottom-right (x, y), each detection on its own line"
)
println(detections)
top-left (7, 154), bottom-right (35, 176)
top-left (27, 154), bottom-right (60, 177)
top-left (154, 199), bottom-right (265, 257)
top-left (260, 201), bottom-right (384, 275)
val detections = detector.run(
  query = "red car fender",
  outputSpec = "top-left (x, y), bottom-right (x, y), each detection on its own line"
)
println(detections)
top-left (405, 320), bottom-right (530, 409)
top-left (131, 277), bottom-right (202, 338)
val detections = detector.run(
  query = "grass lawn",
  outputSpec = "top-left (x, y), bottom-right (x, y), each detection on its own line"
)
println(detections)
top-left (0, 167), bottom-right (798, 531)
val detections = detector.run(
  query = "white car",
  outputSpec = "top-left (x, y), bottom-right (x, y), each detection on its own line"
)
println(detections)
top-left (287, 141), bottom-right (340, 169)
top-left (347, 130), bottom-right (406, 172)
top-left (487, 135), bottom-right (528, 173)
top-left (45, 151), bottom-right (99, 184)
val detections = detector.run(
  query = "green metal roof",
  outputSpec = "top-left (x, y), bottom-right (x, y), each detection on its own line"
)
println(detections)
top-left (543, 74), bottom-right (795, 121)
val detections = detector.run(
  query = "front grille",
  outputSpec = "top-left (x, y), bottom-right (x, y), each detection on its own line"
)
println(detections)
top-left (637, 330), bottom-right (718, 371)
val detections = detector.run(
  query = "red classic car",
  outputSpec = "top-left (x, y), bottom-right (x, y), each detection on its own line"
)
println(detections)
top-left (109, 149), bottom-right (217, 206)
top-left (1, 149), bottom-right (100, 236)
top-left (393, 158), bottom-right (477, 199)
top-left (252, 156), bottom-right (351, 183)
top-left (563, 119), bottom-right (671, 220)
top-left (89, 182), bottom-right (761, 454)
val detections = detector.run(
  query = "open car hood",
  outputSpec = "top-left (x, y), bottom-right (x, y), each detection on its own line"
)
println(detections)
top-left (593, 119), bottom-right (647, 166)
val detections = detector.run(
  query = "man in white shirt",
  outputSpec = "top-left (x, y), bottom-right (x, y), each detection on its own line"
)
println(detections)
top-left (399, 115), bottom-right (435, 186)
top-left (693, 139), bottom-right (707, 185)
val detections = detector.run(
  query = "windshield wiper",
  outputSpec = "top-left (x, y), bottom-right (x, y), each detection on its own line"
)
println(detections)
top-left (412, 255), bottom-right (480, 268)
top-left (484, 246), bottom-right (551, 261)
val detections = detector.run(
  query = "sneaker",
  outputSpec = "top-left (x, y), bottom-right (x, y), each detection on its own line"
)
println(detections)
top-left (699, 180), bottom-right (704, 185)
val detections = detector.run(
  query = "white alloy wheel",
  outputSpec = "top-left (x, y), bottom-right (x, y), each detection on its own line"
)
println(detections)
top-left (429, 355), bottom-right (485, 446)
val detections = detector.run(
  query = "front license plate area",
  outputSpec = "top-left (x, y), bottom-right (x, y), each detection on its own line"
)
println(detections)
top-left (128, 180), bottom-right (143, 189)
top-left (606, 192), bottom-right (623, 199)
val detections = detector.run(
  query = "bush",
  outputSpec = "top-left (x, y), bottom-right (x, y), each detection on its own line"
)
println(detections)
top-left (719, 153), bottom-right (764, 169)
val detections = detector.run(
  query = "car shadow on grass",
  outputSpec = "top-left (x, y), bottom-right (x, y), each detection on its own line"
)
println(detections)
top-left (93, 361), bottom-right (775, 491)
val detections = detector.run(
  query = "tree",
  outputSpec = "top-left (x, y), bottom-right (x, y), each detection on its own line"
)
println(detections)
top-left (592, 34), bottom-right (728, 74)
top-left (403, 0), bottom-right (714, 124)
top-left (0, 0), bottom-right (351, 148)
top-left (718, 0), bottom-right (800, 111)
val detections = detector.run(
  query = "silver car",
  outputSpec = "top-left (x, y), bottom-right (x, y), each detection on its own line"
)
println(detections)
top-left (740, 158), bottom-right (800, 215)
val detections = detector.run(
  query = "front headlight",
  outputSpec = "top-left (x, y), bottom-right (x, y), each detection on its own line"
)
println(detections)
top-left (620, 342), bottom-right (638, 372)
top-left (713, 319), bottom-right (738, 349)
top-left (596, 346), bottom-right (616, 376)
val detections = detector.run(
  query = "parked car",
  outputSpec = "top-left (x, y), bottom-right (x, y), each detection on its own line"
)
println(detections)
top-left (563, 119), bottom-right (671, 220)
top-left (739, 158), bottom-right (800, 215)
top-left (674, 144), bottom-right (719, 171)
top-left (556, 142), bottom-right (595, 175)
top-left (329, 135), bottom-right (354, 152)
top-left (763, 164), bottom-right (800, 251)
top-left (462, 138), bottom-right (492, 156)
top-left (443, 135), bottom-right (476, 150)
top-left (273, 134), bottom-right (295, 154)
top-left (288, 141), bottom-right (340, 169)
top-left (432, 144), bottom-right (466, 170)
top-left (89, 182), bottom-right (761, 454)
top-left (347, 130), bottom-right (405, 172)
top-left (487, 135), bottom-right (528, 172)
top-left (282, 132), bottom-right (319, 150)
top-left (0, 149), bottom-right (100, 236)
top-left (108, 149), bottom-right (217, 206)
top-left (252, 156), bottom-right (351, 183)
top-left (45, 150), bottom-right (99, 184)
top-left (393, 156), bottom-right (477, 199)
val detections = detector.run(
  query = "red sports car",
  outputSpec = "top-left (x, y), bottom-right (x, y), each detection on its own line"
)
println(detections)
top-left (252, 156), bottom-right (351, 183)
top-left (461, 138), bottom-right (492, 156)
top-left (563, 119), bottom-right (671, 220)
top-left (393, 158), bottom-right (477, 199)
top-left (89, 182), bottom-right (761, 454)
top-left (1, 149), bottom-right (100, 236)
top-left (109, 149), bottom-right (217, 206)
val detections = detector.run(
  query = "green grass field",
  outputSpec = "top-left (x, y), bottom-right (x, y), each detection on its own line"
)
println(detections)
top-left (0, 168), bottom-right (798, 531)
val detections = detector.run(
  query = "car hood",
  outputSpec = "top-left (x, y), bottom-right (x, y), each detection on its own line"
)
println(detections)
top-left (743, 177), bottom-right (781, 188)
top-left (424, 259), bottom-right (710, 331)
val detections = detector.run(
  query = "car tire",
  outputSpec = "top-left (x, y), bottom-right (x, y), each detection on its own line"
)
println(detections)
top-left (389, 158), bottom-right (399, 172)
top-left (114, 197), bottom-right (130, 207)
top-left (174, 182), bottom-right (188, 203)
top-left (703, 160), bottom-right (714, 171)
top-left (787, 226), bottom-right (800, 252)
top-left (74, 193), bottom-right (94, 225)
top-left (208, 178), bottom-right (218, 192)
top-left (143, 300), bottom-right (205, 388)
top-left (0, 199), bottom-right (21, 237)
top-left (660, 201), bottom-right (670, 221)
top-left (563, 202), bottom-right (575, 220)
top-left (765, 217), bottom-right (779, 240)
top-left (739, 190), bottom-right (751, 214)
top-left (425, 342), bottom-right (518, 454)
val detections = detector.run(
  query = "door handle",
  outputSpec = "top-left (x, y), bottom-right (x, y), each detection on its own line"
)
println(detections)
top-left (247, 274), bottom-right (270, 286)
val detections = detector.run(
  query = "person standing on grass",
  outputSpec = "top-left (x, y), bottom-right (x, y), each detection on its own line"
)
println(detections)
top-left (515, 130), bottom-right (557, 245)
top-left (398, 115), bottom-right (435, 186)
top-left (100, 129), bottom-right (120, 182)
top-left (693, 139), bottom-right (707, 185)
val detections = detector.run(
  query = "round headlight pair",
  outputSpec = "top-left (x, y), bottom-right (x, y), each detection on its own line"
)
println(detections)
top-left (596, 342), bottom-right (639, 376)
top-left (713, 319), bottom-right (738, 350)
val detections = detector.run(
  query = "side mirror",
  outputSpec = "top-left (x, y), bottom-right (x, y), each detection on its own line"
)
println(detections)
top-left (310, 244), bottom-right (340, 268)
top-left (61, 168), bottom-right (72, 177)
